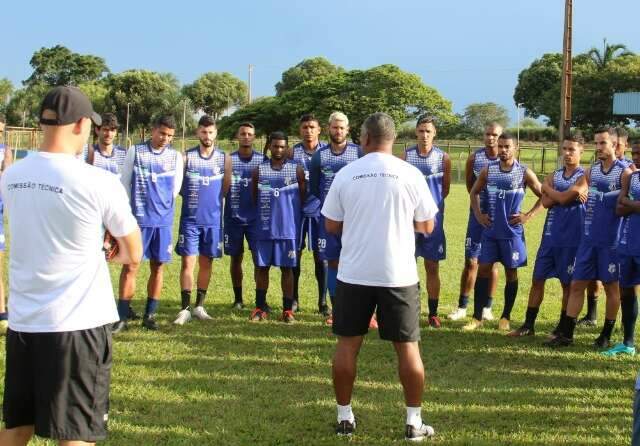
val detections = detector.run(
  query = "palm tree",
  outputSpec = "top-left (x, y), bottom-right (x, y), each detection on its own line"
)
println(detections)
top-left (587, 38), bottom-right (634, 70)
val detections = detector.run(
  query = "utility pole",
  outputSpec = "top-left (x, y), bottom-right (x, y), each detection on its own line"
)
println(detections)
top-left (248, 64), bottom-right (254, 104)
top-left (558, 0), bottom-right (573, 157)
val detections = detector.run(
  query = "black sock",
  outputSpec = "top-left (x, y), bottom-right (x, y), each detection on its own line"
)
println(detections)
top-left (233, 286), bottom-right (242, 303)
top-left (501, 280), bottom-right (518, 320)
top-left (621, 294), bottom-right (638, 347)
top-left (563, 316), bottom-right (577, 339)
top-left (473, 278), bottom-right (489, 320)
top-left (180, 290), bottom-right (191, 310)
top-left (428, 298), bottom-right (439, 317)
top-left (293, 264), bottom-right (301, 301)
top-left (195, 289), bottom-right (207, 307)
top-left (315, 261), bottom-right (327, 307)
top-left (458, 295), bottom-right (469, 309)
top-left (556, 310), bottom-right (567, 330)
top-left (600, 318), bottom-right (616, 340)
top-left (256, 289), bottom-right (267, 310)
top-left (485, 296), bottom-right (494, 310)
top-left (524, 306), bottom-right (539, 329)
top-left (283, 296), bottom-right (294, 311)
top-left (586, 295), bottom-right (598, 321)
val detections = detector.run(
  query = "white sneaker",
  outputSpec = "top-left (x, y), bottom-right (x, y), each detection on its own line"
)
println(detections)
top-left (448, 307), bottom-right (467, 320)
top-left (193, 306), bottom-right (213, 320)
top-left (173, 308), bottom-right (192, 325)
top-left (405, 423), bottom-right (435, 441)
top-left (482, 307), bottom-right (494, 321)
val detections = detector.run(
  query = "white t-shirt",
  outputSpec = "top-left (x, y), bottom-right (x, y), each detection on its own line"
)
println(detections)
top-left (1, 152), bottom-right (138, 332)
top-left (321, 152), bottom-right (438, 287)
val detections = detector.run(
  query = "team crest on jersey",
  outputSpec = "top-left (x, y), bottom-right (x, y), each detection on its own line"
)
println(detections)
top-left (608, 263), bottom-right (616, 274)
top-left (438, 244), bottom-right (444, 254)
top-left (284, 177), bottom-right (292, 186)
top-left (609, 182), bottom-right (617, 191)
top-left (288, 250), bottom-right (296, 259)
top-left (213, 166), bottom-right (221, 175)
top-left (567, 264), bottom-right (575, 275)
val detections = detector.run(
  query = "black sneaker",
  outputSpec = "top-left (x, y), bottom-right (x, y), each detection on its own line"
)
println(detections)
top-left (142, 315), bottom-right (158, 330)
top-left (231, 301), bottom-right (244, 310)
top-left (551, 321), bottom-right (563, 337)
top-left (405, 423), bottom-right (435, 441)
top-left (335, 419), bottom-right (356, 436)
top-left (577, 316), bottom-right (597, 327)
top-left (127, 307), bottom-right (141, 320)
top-left (593, 335), bottom-right (611, 349)
top-left (112, 320), bottom-right (128, 334)
top-left (544, 335), bottom-right (573, 347)
top-left (318, 304), bottom-right (331, 317)
top-left (507, 325), bottom-right (535, 337)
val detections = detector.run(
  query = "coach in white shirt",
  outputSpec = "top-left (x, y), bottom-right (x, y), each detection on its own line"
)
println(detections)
top-left (322, 112), bottom-right (438, 441)
top-left (0, 86), bottom-right (142, 445)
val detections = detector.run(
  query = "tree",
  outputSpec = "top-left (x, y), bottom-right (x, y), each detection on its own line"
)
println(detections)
top-left (0, 78), bottom-right (13, 111)
top-left (183, 72), bottom-right (247, 120)
top-left (587, 39), bottom-right (634, 70)
top-left (5, 84), bottom-right (50, 127)
top-left (217, 97), bottom-right (292, 140)
top-left (275, 57), bottom-right (344, 96)
top-left (459, 102), bottom-right (510, 136)
top-left (24, 45), bottom-right (109, 87)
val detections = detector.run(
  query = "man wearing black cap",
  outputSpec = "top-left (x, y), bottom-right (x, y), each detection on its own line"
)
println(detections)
top-left (0, 86), bottom-right (142, 445)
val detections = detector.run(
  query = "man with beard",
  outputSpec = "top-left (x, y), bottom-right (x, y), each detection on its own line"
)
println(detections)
top-left (87, 113), bottom-right (127, 177)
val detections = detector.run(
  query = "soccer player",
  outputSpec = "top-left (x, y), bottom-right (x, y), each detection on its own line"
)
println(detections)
top-left (508, 134), bottom-right (587, 337)
top-left (250, 132), bottom-right (304, 323)
top-left (87, 112), bottom-right (127, 176)
top-left (310, 112), bottom-right (363, 326)
top-left (225, 123), bottom-right (264, 309)
top-left (0, 113), bottom-right (13, 335)
top-left (601, 142), bottom-right (640, 356)
top-left (548, 127), bottom-right (631, 348)
top-left (402, 116), bottom-right (451, 328)
top-left (173, 116), bottom-right (231, 325)
top-left (291, 114), bottom-right (329, 315)
top-left (115, 115), bottom-right (184, 332)
top-left (463, 132), bottom-right (543, 331)
top-left (449, 123), bottom-right (502, 321)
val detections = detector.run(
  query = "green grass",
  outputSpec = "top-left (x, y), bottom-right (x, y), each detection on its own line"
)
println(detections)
top-left (1, 184), bottom-right (636, 445)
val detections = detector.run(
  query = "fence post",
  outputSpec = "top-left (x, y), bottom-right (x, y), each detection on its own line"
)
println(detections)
top-left (541, 146), bottom-right (546, 174)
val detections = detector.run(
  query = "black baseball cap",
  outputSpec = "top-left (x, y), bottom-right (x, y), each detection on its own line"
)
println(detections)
top-left (39, 86), bottom-right (101, 126)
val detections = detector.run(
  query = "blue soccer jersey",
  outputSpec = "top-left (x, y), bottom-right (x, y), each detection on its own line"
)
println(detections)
top-left (405, 145), bottom-right (445, 208)
top-left (484, 161), bottom-right (527, 240)
top-left (92, 144), bottom-right (127, 176)
top-left (540, 167), bottom-right (585, 248)
top-left (618, 171), bottom-right (640, 256)
top-left (225, 150), bottom-right (264, 225)
top-left (311, 143), bottom-right (361, 204)
top-left (467, 148), bottom-right (498, 231)
top-left (130, 142), bottom-right (180, 227)
top-left (256, 160), bottom-right (301, 241)
top-left (619, 157), bottom-right (634, 169)
top-left (180, 146), bottom-right (225, 227)
top-left (292, 141), bottom-right (327, 217)
top-left (583, 160), bottom-right (626, 247)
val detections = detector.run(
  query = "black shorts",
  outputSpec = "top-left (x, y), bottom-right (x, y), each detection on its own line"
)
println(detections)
top-left (332, 280), bottom-right (421, 342)
top-left (3, 325), bottom-right (113, 441)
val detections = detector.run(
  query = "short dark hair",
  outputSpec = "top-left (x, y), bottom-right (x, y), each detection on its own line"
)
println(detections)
top-left (268, 131), bottom-right (288, 144)
top-left (0, 113), bottom-right (5, 124)
top-left (498, 132), bottom-right (515, 141)
top-left (615, 126), bottom-right (629, 140)
top-left (238, 122), bottom-right (255, 130)
top-left (564, 132), bottom-right (585, 145)
top-left (299, 114), bottom-right (320, 125)
top-left (198, 115), bottom-right (216, 128)
top-left (153, 115), bottom-right (177, 130)
top-left (594, 126), bottom-right (616, 138)
top-left (98, 112), bottom-right (118, 130)
top-left (416, 115), bottom-right (436, 128)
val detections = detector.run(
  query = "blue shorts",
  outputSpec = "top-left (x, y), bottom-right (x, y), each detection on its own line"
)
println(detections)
top-left (141, 226), bottom-right (173, 263)
top-left (176, 224), bottom-right (223, 258)
top-left (253, 239), bottom-right (298, 267)
top-left (317, 216), bottom-right (341, 261)
top-left (298, 215), bottom-right (321, 252)
top-left (464, 211), bottom-right (484, 259)
top-left (415, 214), bottom-right (446, 261)
top-left (224, 222), bottom-right (257, 256)
top-left (619, 255), bottom-right (640, 288)
top-left (478, 234), bottom-right (527, 269)
top-left (572, 244), bottom-right (619, 283)
top-left (532, 245), bottom-right (578, 285)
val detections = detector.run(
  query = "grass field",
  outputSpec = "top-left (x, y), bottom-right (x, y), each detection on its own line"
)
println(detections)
top-left (1, 184), bottom-right (636, 445)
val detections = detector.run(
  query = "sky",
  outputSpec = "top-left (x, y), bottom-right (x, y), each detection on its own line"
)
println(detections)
top-left (3, 0), bottom-right (639, 124)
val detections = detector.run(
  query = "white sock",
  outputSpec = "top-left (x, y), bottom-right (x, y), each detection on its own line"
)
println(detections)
top-left (406, 406), bottom-right (422, 428)
top-left (337, 404), bottom-right (355, 423)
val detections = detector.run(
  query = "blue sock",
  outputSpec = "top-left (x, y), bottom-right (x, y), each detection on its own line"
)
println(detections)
top-left (0, 311), bottom-right (7, 321)
top-left (256, 289), bottom-right (267, 310)
top-left (144, 298), bottom-right (159, 317)
top-left (458, 295), bottom-right (469, 309)
top-left (327, 267), bottom-right (338, 306)
top-left (501, 280), bottom-right (518, 320)
top-left (117, 299), bottom-right (130, 321)
top-left (473, 278), bottom-right (489, 320)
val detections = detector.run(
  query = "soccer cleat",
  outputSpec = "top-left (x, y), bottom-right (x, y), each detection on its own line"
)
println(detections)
top-left (142, 314), bottom-right (158, 330)
top-left (405, 423), bottom-right (435, 442)
top-left (507, 325), bottom-right (535, 337)
top-left (462, 319), bottom-right (483, 331)
top-left (193, 306), bottom-right (213, 321)
top-left (544, 335), bottom-right (573, 347)
top-left (0, 320), bottom-right (7, 335)
top-left (447, 307), bottom-right (467, 320)
top-left (482, 307), bottom-right (494, 321)
top-left (111, 320), bottom-right (128, 334)
top-left (281, 310), bottom-right (295, 323)
top-left (593, 335), bottom-right (611, 349)
top-left (498, 318), bottom-right (511, 331)
top-left (551, 321), bottom-right (563, 337)
top-left (601, 343), bottom-right (636, 356)
top-left (173, 308), bottom-right (192, 325)
top-left (231, 301), bottom-right (244, 310)
top-left (250, 308), bottom-right (268, 322)
top-left (335, 419), bottom-right (356, 436)
top-left (428, 315), bottom-right (441, 328)
top-left (127, 307), bottom-right (141, 320)
top-left (577, 316), bottom-right (597, 327)
top-left (369, 315), bottom-right (379, 330)
top-left (318, 304), bottom-right (331, 317)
